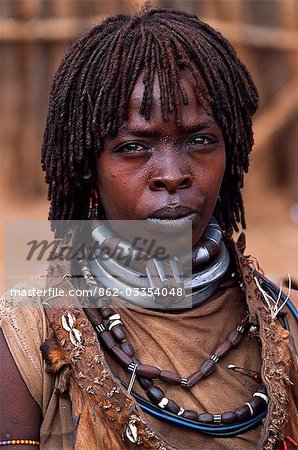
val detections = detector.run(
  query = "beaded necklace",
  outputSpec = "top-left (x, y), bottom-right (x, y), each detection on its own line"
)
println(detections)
top-left (84, 306), bottom-right (268, 431)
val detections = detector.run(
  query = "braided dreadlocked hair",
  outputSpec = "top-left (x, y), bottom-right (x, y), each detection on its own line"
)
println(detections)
top-left (41, 6), bottom-right (259, 234)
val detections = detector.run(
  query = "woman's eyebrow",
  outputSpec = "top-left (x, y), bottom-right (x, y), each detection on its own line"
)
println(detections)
top-left (118, 121), bottom-right (217, 137)
top-left (182, 121), bottom-right (218, 132)
top-left (118, 129), bottom-right (161, 138)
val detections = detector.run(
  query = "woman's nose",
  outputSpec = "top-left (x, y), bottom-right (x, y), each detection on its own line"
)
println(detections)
top-left (149, 170), bottom-right (192, 194)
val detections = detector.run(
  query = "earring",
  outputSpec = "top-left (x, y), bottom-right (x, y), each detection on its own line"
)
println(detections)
top-left (83, 170), bottom-right (92, 180)
top-left (88, 188), bottom-right (99, 218)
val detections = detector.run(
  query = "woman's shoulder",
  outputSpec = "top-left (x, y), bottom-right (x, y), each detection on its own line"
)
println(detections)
top-left (0, 277), bottom-right (51, 407)
top-left (0, 277), bottom-right (49, 343)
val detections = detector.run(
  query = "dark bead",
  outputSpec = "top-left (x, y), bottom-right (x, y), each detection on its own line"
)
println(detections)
top-left (159, 370), bottom-right (181, 385)
top-left (256, 385), bottom-right (267, 395)
top-left (85, 309), bottom-right (101, 325)
top-left (221, 411), bottom-right (238, 424)
top-left (100, 331), bottom-right (117, 350)
top-left (198, 413), bottom-right (214, 424)
top-left (227, 330), bottom-right (242, 346)
top-left (187, 371), bottom-right (203, 388)
top-left (121, 342), bottom-right (134, 357)
top-left (110, 346), bottom-right (132, 368)
top-left (100, 308), bottom-right (116, 319)
top-left (102, 318), bottom-right (109, 329)
top-left (146, 386), bottom-right (164, 404)
top-left (252, 373), bottom-right (262, 384)
top-left (199, 359), bottom-right (216, 377)
top-left (182, 410), bottom-right (198, 421)
top-left (110, 324), bottom-right (126, 342)
top-left (235, 405), bottom-right (251, 421)
top-left (137, 376), bottom-right (153, 390)
top-left (213, 340), bottom-right (233, 358)
top-left (165, 399), bottom-right (180, 414)
top-left (137, 364), bottom-right (161, 379)
top-left (250, 397), bottom-right (266, 413)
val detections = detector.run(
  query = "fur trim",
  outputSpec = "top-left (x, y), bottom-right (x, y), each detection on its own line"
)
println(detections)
top-left (40, 330), bottom-right (70, 374)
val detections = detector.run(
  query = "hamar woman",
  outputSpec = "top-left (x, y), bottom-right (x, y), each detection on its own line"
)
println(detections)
top-left (0, 4), bottom-right (297, 450)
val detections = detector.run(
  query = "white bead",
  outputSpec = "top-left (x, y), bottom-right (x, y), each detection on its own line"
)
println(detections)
top-left (180, 377), bottom-right (188, 386)
top-left (158, 397), bottom-right (169, 409)
top-left (177, 408), bottom-right (185, 416)
top-left (109, 313), bottom-right (121, 321)
top-left (95, 323), bottom-right (105, 333)
top-left (127, 363), bottom-right (138, 373)
top-left (108, 319), bottom-right (122, 330)
top-left (253, 392), bottom-right (269, 404)
top-left (245, 402), bottom-right (254, 416)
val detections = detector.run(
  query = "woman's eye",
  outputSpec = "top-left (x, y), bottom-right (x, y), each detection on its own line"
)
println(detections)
top-left (188, 135), bottom-right (217, 147)
top-left (114, 142), bottom-right (148, 153)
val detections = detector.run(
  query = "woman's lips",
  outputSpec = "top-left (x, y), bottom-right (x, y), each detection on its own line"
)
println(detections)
top-left (146, 211), bottom-right (199, 226)
top-left (146, 206), bottom-right (198, 220)
top-left (145, 207), bottom-right (200, 231)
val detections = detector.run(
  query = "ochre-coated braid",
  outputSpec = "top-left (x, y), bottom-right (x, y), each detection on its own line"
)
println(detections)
top-left (41, 7), bottom-right (259, 237)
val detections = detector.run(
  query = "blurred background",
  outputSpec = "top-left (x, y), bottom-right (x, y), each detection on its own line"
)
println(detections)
top-left (0, 0), bottom-right (297, 289)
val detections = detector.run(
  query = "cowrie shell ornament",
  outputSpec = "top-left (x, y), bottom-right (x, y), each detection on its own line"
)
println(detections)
top-left (62, 312), bottom-right (75, 332)
top-left (61, 313), bottom-right (84, 348)
top-left (125, 421), bottom-right (138, 444)
top-left (70, 328), bottom-right (83, 346)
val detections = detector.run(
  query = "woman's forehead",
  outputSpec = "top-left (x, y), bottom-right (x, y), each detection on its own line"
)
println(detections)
top-left (122, 71), bottom-right (218, 133)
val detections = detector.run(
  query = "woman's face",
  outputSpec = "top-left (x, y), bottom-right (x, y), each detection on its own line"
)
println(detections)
top-left (96, 71), bottom-right (226, 245)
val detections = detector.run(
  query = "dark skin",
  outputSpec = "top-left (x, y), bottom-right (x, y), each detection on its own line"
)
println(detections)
top-left (1, 72), bottom-right (226, 445)
top-left (97, 71), bottom-right (226, 246)
top-left (0, 329), bottom-right (42, 448)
